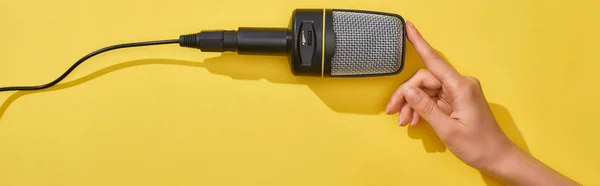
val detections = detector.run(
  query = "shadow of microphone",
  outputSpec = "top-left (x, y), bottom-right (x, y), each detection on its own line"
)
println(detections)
top-left (179, 9), bottom-right (407, 78)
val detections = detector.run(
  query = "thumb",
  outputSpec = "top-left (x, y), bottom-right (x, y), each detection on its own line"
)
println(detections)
top-left (404, 86), bottom-right (454, 130)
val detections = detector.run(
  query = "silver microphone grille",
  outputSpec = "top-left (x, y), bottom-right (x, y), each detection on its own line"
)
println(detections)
top-left (330, 10), bottom-right (405, 76)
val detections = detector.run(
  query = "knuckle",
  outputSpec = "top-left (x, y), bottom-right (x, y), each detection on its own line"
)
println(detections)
top-left (412, 69), bottom-right (429, 82)
top-left (405, 69), bottom-right (430, 87)
top-left (456, 78), bottom-right (471, 89)
top-left (398, 84), bottom-right (407, 93)
top-left (457, 78), bottom-right (479, 96)
top-left (466, 76), bottom-right (481, 87)
top-left (416, 69), bottom-right (429, 76)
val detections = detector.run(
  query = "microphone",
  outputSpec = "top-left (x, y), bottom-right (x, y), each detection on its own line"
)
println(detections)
top-left (0, 9), bottom-right (406, 92)
top-left (179, 9), bottom-right (407, 77)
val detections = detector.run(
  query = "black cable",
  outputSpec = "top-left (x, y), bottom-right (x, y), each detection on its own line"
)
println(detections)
top-left (0, 39), bottom-right (180, 92)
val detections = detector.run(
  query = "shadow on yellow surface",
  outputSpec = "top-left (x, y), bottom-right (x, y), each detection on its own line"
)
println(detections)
top-left (0, 42), bottom-right (424, 117)
top-left (194, 42), bottom-right (425, 115)
top-left (0, 42), bottom-right (529, 186)
top-left (407, 102), bottom-right (529, 185)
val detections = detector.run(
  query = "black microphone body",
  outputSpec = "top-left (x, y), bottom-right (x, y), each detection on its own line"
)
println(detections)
top-left (180, 9), bottom-right (406, 77)
top-left (180, 28), bottom-right (290, 54)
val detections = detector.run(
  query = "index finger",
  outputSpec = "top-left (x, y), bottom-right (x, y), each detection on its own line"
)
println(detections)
top-left (406, 21), bottom-right (462, 86)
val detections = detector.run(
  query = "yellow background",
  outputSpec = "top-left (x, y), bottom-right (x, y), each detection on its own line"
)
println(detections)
top-left (1, 0), bottom-right (598, 185)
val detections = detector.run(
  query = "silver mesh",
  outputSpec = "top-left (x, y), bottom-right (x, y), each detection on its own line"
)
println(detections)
top-left (331, 11), bottom-right (404, 76)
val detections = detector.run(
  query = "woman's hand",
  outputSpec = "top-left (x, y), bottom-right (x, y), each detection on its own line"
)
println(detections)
top-left (386, 21), bottom-right (579, 186)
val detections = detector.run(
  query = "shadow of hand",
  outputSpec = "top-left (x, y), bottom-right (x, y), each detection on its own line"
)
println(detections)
top-left (406, 103), bottom-right (529, 186)
top-left (407, 122), bottom-right (447, 153)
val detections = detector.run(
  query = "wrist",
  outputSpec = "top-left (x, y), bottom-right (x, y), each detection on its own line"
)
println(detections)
top-left (481, 144), bottom-right (580, 186)
top-left (481, 143), bottom-right (528, 184)
top-left (483, 143), bottom-right (523, 175)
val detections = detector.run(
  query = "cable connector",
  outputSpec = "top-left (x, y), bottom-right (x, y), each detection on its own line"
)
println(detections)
top-left (179, 31), bottom-right (237, 52)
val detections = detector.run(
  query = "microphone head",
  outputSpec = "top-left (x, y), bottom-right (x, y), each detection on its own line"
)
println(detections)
top-left (330, 10), bottom-right (405, 76)
top-left (288, 9), bottom-right (406, 77)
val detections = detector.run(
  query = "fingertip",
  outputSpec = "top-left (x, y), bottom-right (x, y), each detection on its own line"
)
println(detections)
top-left (399, 105), bottom-right (412, 126)
top-left (406, 21), bottom-right (414, 28)
top-left (386, 102), bottom-right (399, 114)
top-left (398, 113), bottom-right (404, 126)
top-left (385, 97), bottom-right (405, 115)
top-left (406, 107), bottom-right (414, 126)
top-left (411, 112), bottom-right (420, 127)
top-left (406, 21), bottom-right (416, 30)
top-left (405, 21), bottom-right (421, 38)
top-left (385, 102), bottom-right (392, 114)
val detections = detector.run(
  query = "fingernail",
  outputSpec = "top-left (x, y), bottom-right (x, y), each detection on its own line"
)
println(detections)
top-left (407, 21), bottom-right (417, 31)
top-left (411, 121), bottom-right (416, 127)
top-left (385, 102), bottom-right (391, 114)
top-left (398, 113), bottom-right (403, 125)
top-left (404, 87), bottom-right (421, 102)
